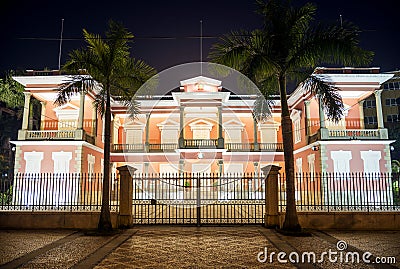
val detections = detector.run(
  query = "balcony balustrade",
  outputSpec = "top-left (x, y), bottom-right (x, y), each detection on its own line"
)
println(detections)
top-left (112, 141), bottom-right (284, 153)
top-left (19, 129), bottom-right (96, 145)
top-left (308, 128), bottom-right (388, 143)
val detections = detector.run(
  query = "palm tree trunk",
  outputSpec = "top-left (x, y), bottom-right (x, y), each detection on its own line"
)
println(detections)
top-left (279, 74), bottom-right (301, 232)
top-left (98, 85), bottom-right (112, 231)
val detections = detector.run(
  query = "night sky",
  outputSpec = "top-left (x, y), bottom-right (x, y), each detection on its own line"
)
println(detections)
top-left (1, 0), bottom-right (399, 79)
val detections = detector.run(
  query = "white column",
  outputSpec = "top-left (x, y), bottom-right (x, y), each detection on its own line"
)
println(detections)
top-left (40, 101), bottom-right (46, 130)
top-left (374, 89), bottom-right (384, 128)
top-left (318, 97), bottom-right (326, 128)
top-left (179, 106), bottom-right (185, 148)
top-left (22, 92), bottom-right (32, 130)
top-left (304, 100), bottom-right (311, 135)
top-left (358, 100), bottom-right (365, 129)
top-left (77, 91), bottom-right (85, 130)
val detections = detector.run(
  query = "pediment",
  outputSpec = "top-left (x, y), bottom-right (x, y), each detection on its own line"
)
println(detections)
top-left (157, 119), bottom-right (179, 130)
top-left (124, 120), bottom-right (145, 130)
top-left (53, 103), bottom-right (79, 111)
top-left (189, 119), bottom-right (213, 131)
top-left (223, 119), bottom-right (245, 130)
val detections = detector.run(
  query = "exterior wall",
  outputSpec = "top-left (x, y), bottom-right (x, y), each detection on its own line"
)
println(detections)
top-left (16, 145), bottom-right (79, 173)
top-left (324, 143), bottom-right (389, 173)
top-left (81, 145), bottom-right (104, 173)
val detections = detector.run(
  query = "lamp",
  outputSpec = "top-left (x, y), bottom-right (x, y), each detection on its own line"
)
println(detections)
top-left (197, 152), bottom-right (204, 159)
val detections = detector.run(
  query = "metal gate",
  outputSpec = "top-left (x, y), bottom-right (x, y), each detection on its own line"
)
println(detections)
top-left (132, 173), bottom-right (265, 225)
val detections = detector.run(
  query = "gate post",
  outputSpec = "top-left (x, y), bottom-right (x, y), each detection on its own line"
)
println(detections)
top-left (117, 165), bottom-right (136, 228)
top-left (261, 165), bottom-right (281, 228)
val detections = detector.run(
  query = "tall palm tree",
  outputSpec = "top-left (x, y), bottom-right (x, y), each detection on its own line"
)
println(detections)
top-left (56, 21), bottom-right (156, 231)
top-left (209, 0), bottom-right (373, 232)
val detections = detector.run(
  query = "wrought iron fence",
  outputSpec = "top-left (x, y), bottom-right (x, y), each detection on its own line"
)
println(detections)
top-left (0, 173), bottom-right (119, 211)
top-left (131, 172), bottom-right (265, 225)
top-left (278, 172), bottom-right (400, 212)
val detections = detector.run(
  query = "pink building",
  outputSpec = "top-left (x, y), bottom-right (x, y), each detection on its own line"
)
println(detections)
top-left (12, 67), bottom-right (394, 178)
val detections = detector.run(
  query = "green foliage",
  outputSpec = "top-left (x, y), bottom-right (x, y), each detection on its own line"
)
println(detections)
top-left (0, 71), bottom-right (24, 111)
top-left (0, 184), bottom-right (12, 205)
top-left (392, 160), bottom-right (400, 173)
top-left (209, 0), bottom-right (373, 231)
top-left (56, 21), bottom-right (156, 116)
top-left (209, 0), bottom-right (373, 120)
top-left (57, 21), bottom-right (156, 231)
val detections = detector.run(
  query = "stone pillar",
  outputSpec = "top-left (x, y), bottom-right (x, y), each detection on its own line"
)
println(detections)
top-left (318, 97), bottom-right (326, 129)
top-left (179, 159), bottom-right (185, 174)
top-left (374, 89), bottom-right (384, 129)
top-left (145, 113), bottom-right (150, 152)
top-left (253, 162), bottom-right (259, 191)
top-left (217, 106), bottom-right (224, 149)
top-left (358, 100), bottom-right (365, 129)
top-left (92, 106), bottom-right (98, 141)
top-left (253, 117), bottom-right (259, 151)
top-left (22, 92), bottom-right (31, 130)
top-left (78, 91), bottom-right (85, 130)
top-left (218, 160), bottom-right (223, 175)
top-left (304, 100), bottom-right (311, 135)
top-left (179, 106), bottom-right (185, 148)
top-left (261, 165), bottom-right (281, 228)
top-left (117, 165), bottom-right (136, 228)
top-left (40, 101), bottom-right (46, 130)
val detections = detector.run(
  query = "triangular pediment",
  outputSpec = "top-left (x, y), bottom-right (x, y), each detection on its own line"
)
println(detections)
top-left (189, 119), bottom-right (213, 131)
top-left (124, 120), bottom-right (145, 130)
top-left (53, 103), bottom-right (79, 111)
top-left (157, 119), bottom-right (179, 130)
top-left (180, 76), bottom-right (221, 87)
top-left (189, 119), bottom-right (213, 127)
top-left (223, 119), bottom-right (245, 128)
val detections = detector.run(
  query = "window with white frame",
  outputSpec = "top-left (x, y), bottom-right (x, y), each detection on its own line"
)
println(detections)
top-left (364, 116), bottom-right (377, 125)
top-left (88, 154), bottom-right (95, 178)
top-left (24, 151), bottom-right (44, 173)
top-left (360, 150), bottom-right (381, 174)
top-left (330, 151), bottom-right (352, 174)
top-left (387, 114), bottom-right (399, 123)
top-left (385, 98), bottom-right (397, 106)
top-left (290, 109), bottom-right (302, 144)
top-left (307, 154), bottom-right (315, 181)
top-left (363, 100), bottom-right (376, 108)
top-left (296, 158), bottom-right (303, 182)
top-left (52, 151), bottom-right (72, 173)
top-left (294, 119), bottom-right (301, 143)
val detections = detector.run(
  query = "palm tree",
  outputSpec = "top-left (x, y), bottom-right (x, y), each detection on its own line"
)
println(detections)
top-left (56, 21), bottom-right (156, 231)
top-left (209, 0), bottom-right (373, 232)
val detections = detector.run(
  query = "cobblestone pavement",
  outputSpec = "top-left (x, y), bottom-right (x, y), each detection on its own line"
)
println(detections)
top-left (0, 227), bottom-right (399, 269)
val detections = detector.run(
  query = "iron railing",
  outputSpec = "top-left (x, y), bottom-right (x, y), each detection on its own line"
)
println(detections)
top-left (0, 173), bottom-right (119, 211)
top-left (26, 130), bottom-right (76, 140)
top-left (131, 172), bottom-right (265, 225)
top-left (278, 172), bottom-right (400, 212)
top-left (183, 139), bottom-right (218, 149)
top-left (114, 142), bottom-right (284, 153)
top-left (112, 143), bottom-right (178, 153)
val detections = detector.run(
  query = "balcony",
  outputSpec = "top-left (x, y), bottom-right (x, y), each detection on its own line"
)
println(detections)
top-left (18, 119), bottom-right (97, 145)
top-left (308, 128), bottom-right (388, 143)
top-left (112, 141), bottom-right (284, 153)
top-left (19, 129), bottom-right (96, 144)
top-left (183, 139), bottom-right (219, 149)
top-left (225, 143), bottom-right (284, 152)
top-left (112, 143), bottom-right (178, 153)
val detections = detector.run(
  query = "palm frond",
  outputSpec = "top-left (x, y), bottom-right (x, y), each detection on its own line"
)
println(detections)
top-left (303, 75), bottom-right (344, 122)
top-left (253, 94), bottom-right (274, 122)
top-left (288, 22), bottom-right (374, 70)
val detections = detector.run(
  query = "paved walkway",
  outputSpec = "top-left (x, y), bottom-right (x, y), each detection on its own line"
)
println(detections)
top-left (0, 227), bottom-right (399, 269)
